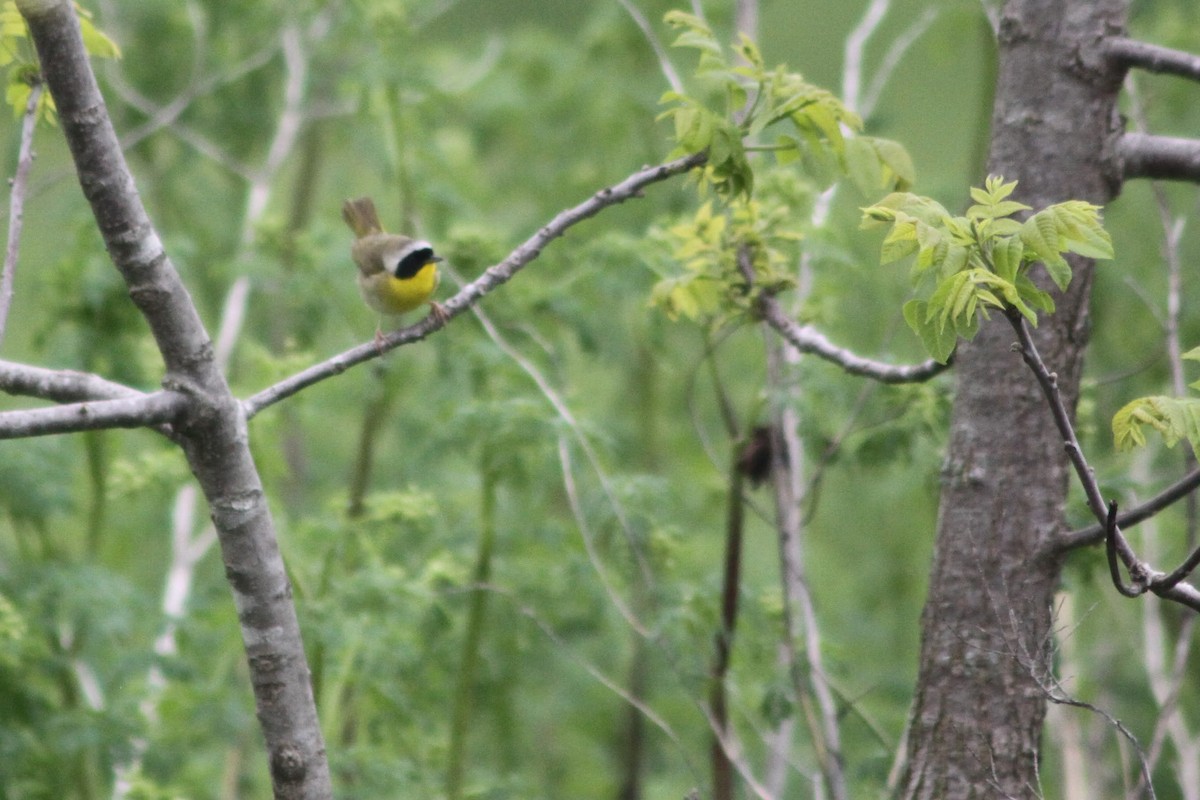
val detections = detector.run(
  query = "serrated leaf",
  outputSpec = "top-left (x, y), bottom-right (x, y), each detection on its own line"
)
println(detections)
top-left (966, 200), bottom-right (1031, 220)
top-left (1041, 252), bottom-right (1072, 292)
top-left (938, 243), bottom-right (968, 279)
top-left (904, 299), bottom-right (957, 363)
top-left (870, 137), bottom-right (915, 190)
top-left (1113, 396), bottom-right (1182, 450)
top-left (672, 30), bottom-right (723, 56)
top-left (79, 14), bottom-right (120, 60)
top-left (1015, 274), bottom-right (1055, 315)
top-left (992, 236), bottom-right (1022, 282)
top-left (844, 137), bottom-right (882, 198)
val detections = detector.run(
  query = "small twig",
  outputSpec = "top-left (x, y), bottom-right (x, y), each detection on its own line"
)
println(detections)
top-left (1154, 539), bottom-right (1200, 592)
top-left (0, 82), bottom-right (43, 349)
top-left (1060, 466), bottom-right (1200, 549)
top-left (1040, 674), bottom-right (1157, 800)
top-left (1105, 501), bottom-right (1141, 597)
top-left (243, 152), bottom-right (707, 418)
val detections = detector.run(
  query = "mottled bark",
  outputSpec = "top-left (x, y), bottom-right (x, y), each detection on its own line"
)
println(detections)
top-left (16, 2), bottom-right (331, 797)
top-left (901, 2), bottom-right (1128, 797)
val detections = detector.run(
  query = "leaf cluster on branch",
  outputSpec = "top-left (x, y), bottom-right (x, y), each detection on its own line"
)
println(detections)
top-left (861, 175), bottom-right (1113, 363)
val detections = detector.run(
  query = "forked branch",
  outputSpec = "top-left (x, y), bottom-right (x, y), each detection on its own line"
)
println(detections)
top-left (1009, 311), bottom-right (1200, 611)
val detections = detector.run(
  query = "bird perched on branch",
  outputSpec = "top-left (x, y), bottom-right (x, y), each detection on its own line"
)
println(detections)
top-left (341, 196), bottom-right (446, 341)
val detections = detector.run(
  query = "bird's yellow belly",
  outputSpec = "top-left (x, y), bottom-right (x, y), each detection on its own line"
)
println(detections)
top-left (359, 264), bottom-right (438, 314)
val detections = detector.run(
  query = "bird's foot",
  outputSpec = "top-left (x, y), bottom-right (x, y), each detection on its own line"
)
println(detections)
top-left (428, 301), bottom-right (449, 325)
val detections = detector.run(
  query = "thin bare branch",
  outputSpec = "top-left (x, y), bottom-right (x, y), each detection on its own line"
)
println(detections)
top-left (860, 8), bottom-right (938, 119)
top-left (764, 332), bottom-right (846, 800)
top-left (1034, 647), bottom-right (1157, 800)
top-left (1, 83), bottom-right (43, 348)
top-left (244, 23), bottom-right (313, 234)
top-left (1107, 36), bottom-right (1200, 82)
top-left (617, 0), bottom-right (683, 94)
top-left (0, 391), bottom-right (185, 439)
top-left (841, 0), bottom-right (890, 114)
top-left (760, 297), bottom-right (950, 383)
top-left (1060, 466), bottom-right (1200, 550)
top-left (243, 151), bottom-right (707, 417)
top-left (0, 358), bottom-right (146, 403)
top-left (1121, 133), bottom-right (1200, 183)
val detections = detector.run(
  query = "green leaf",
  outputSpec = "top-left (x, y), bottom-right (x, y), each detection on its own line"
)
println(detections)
top-left (1111, 395), bottom-right (1200, 451)
top-left (870, 137), bottom-right (915, 191)
top-left (1041, 253), bottom-right (1072, 292)
top-left (903, 299), bottom-right (957, 363)
top-left (844, 137), bottom-right (883, 198)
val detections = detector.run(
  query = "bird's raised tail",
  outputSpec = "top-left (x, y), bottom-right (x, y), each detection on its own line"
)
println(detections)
top-left (342, 197), bottom-right (384, 238)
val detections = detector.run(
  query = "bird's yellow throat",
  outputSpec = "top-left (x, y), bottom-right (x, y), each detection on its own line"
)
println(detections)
top-left (369, 262), bottom-right (439, 314)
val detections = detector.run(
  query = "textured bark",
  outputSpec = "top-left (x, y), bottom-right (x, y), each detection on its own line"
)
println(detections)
top-left (17, 2), bottom-right (331, 797)
top-left (901, 2), bottom-right (1128, 798)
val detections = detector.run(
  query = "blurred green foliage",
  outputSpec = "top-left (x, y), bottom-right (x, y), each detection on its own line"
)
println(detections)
top-left (1, 1), bottom-right (1199, 799)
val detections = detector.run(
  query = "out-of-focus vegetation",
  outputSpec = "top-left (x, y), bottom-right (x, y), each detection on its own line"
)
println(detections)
top-left (1, 1), bottom-right (1199, 798)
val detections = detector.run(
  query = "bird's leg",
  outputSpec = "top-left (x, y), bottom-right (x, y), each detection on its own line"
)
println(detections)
top-left (427, 301), bottom-right (449, 325)
top-left (374, 318), bottom-right (387, 354)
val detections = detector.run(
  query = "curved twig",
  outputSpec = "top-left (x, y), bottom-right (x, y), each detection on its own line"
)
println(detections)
top-left (1104, 501), bottom-right (1141, 597)
top-left (760, 296), bottom-right (950, 383)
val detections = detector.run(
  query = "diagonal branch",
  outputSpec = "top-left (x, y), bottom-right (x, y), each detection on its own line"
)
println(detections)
top-left (1, 82), bottom-right (43, 348)
top-left (759, 296), bottom-right (950, 384)
top-left (1120, 133), bottom-right (1200, 183)
top-left (242, 151), bottom-right (708, 418)
top-left (1106, 36), bottom-right (1200, 82)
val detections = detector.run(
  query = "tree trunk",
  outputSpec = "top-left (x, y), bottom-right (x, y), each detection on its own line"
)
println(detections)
top-left (901, 2), bottom-right (1128, 797)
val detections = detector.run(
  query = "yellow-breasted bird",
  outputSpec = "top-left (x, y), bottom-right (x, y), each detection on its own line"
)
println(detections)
top-left (342, 197), bottom-right (446, 338)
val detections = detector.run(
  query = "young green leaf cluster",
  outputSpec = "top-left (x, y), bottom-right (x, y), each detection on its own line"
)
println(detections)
top-left (1113, 348), bottom-right (1200, 454)
top-left (649, 190), bottom-right (802, 323)
top-left (861, 175), bottom-right (1113, 363)
top-left (0, 0), bottom-right (119, 122)
top-left (650, 12), bottom-right (915, 331)
top-left (658, 10), bottom-right (910, 199)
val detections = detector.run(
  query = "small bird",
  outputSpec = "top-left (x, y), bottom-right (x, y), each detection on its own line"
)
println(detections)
top-left (341, 196), bottom-right (446, 341)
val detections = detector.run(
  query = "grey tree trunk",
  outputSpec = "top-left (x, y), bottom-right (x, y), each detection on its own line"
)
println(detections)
top-left (901, 2), bottom-right (1128, 797)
